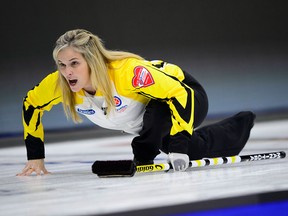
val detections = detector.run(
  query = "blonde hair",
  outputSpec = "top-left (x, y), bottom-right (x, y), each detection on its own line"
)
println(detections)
top-left (53, 29), bottom-right (143, 122)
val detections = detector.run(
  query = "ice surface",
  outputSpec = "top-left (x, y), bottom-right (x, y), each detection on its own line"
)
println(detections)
top-left (0, 120), bottom-right (287, 216)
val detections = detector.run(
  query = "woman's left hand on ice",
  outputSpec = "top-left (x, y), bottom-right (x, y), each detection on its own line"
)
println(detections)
top-left (16, 159), bottom-right (51, 176)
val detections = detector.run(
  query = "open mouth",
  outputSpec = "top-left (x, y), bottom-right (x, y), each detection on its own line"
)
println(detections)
top-left (68, 79), bottom-right (78, 86)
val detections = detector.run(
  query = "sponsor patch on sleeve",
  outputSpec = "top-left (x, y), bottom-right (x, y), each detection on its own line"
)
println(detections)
top-left (132, 66), bottom-right (155, 88)
top-left (76, 108), bottom-right (95, 115)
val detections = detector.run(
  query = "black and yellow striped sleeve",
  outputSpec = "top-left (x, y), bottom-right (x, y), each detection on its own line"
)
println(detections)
top-left (22, 71), bottom-right (62, 160)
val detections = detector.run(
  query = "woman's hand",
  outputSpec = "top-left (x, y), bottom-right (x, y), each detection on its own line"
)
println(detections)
top-left (16, 159), bottom-right (51, 176)
top-left (168, 153), bottom-right (190, 172)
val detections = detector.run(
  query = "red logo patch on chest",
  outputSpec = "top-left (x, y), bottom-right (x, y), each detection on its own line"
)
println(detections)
top-left (132, 66), bottom-right (155, 88)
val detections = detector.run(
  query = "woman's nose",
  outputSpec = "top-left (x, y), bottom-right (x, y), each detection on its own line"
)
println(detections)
top-left (64, 67), bottom-right (73, 76)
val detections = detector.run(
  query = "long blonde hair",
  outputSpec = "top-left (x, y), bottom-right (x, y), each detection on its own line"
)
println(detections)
top-left (52, 29), bottom-right (143, 122)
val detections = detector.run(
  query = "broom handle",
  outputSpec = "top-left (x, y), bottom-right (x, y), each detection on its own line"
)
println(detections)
top-left (136, 151), bottom-right (286, 173)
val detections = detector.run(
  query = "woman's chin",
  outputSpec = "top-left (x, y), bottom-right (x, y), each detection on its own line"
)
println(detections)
top-left (69, 86), bottom-right (81, 93)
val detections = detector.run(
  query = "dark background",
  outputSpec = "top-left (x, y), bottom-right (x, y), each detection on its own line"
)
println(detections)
top-left (1, 0), bottom-right (288, 137)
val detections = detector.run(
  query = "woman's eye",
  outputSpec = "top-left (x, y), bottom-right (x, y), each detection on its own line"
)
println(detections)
top-left (58, 63), bottom-right (65, 68)
top-left (71, 61), bottom-right (79, 66)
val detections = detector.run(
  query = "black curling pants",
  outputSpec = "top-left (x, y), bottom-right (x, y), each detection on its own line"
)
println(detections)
top-left (131, 72), bottom-right (256, 161)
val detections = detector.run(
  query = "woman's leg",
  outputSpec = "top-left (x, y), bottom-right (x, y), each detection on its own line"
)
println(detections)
top-left (182, 72), bottom-right (256, 159)
top-left (131, 100), bottom-right (171, 163)
top-left (131, 73), bottom-right (256, 163)
top-left (187, 111), bottom-right (256, 160)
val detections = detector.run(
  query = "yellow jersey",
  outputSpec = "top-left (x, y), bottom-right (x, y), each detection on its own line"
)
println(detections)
top-left (23, 58), bottom-right (194, 159)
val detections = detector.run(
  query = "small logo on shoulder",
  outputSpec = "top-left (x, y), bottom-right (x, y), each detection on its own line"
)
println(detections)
top-left (77, 108), bottom-right (95, 115)
top-left (132, 66), bottom-right (154, 88)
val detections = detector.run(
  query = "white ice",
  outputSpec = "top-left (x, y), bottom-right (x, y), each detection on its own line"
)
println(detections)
top-left (0, 119), bottom-right (287, 216)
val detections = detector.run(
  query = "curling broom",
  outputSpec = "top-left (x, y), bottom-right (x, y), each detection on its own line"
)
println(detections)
top-left (92, 151), bottom-right (286, 177)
